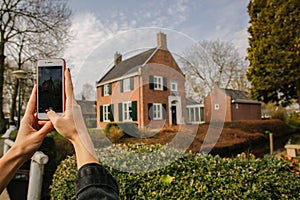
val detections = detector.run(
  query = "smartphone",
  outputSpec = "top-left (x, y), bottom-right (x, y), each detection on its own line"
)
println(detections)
top-left (36, 58), bottom-right (66, 120)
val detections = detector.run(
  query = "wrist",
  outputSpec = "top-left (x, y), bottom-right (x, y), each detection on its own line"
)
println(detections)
top-left (7, 145), bottom-right (28, 166)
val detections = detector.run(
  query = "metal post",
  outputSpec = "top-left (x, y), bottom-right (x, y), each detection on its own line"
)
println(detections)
top-left (27, 151), bottom-right (49, 200)
top-left (17, 79), bottom-right (21, 129)
top-left (269, 133), bottom-right (273, 155)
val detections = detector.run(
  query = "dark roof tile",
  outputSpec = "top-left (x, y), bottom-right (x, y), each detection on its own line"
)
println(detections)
top-left (98, 48), bottom-right (157, 83)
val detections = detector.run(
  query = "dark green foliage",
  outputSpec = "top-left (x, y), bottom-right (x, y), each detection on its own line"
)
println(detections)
top-left (50, 155), bottom-right (77, 200)
top-left (247, 0), bottom-right (300, 106)
top-left (50, 143), bottom-right (300, 199)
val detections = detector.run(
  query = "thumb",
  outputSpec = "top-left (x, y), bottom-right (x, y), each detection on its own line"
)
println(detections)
top-left (46, 110), bottom-right (60, 125)
top-left (37, 121), bottom-right (53, 136)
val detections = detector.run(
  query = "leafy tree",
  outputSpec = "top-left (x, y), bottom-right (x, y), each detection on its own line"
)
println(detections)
top-left (181, 40), bottom-right (248, 101)
top-left (247, 0), bottom-right (300, 106)
top-left (0, 0), bottom-right (72, 132)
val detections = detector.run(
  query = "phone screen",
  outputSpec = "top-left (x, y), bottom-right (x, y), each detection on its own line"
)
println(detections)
top-left (38, 66), bottom-right (63, 113)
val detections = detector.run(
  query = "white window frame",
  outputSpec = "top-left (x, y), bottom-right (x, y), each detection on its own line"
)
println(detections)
top-left (123, 78), bottom-right (130, 92)
top-left (122, 101), bottom-right (132, 122)
top-left (187, 105), bottom-right (204, 124)
top-left (170, 81), bottom-right (178, 92)
top-left (103, 104), bottom-right (110, 122)
top-left (103, 84), bottom-right (110, 96)
top-left (153, 103), bottom-right (162, 120)
top-left (154, 76), bottom-right (163, 90)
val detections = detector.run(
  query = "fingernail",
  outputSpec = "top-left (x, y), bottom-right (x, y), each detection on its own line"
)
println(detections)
top-left (45, 109), bottom-right (49, 113)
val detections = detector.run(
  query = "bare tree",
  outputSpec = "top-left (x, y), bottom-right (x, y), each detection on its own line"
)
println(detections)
top-left (181, 40), bottom-right (248, 101)
top-left (0, 0), bottom-right (72, 132)
top-left (80, 83), bottom-right (96, 101)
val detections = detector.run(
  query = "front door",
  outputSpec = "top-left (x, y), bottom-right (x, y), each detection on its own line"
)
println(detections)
top-left (171, 105), bottom-right (177, 125)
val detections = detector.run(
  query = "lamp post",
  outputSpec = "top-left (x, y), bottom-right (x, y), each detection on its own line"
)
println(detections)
top-left (13, 70), bottom-right (28, 129)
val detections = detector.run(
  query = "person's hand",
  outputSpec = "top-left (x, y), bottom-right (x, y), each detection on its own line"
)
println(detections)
top-left (46, 69), bottom-right (87, 142)
top-left (47, 69), bottom-right (98, 168)
top-left (13, 85), bottom-right (53, 160)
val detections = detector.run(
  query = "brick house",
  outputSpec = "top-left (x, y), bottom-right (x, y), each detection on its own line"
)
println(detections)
top-left (96, 32), bottom-right (187, 129)
top-left (204, 87), bottom-right (261, 122)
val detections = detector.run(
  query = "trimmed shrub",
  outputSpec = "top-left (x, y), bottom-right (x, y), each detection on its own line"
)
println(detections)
top-left (105, 126), bottom-right (124, 143)
top-left (104, 122), bottom-right (139, 139)
top-left (50, 143), bottom-right (300, 199)
top-left (50, 155), bottom-right (77, 200)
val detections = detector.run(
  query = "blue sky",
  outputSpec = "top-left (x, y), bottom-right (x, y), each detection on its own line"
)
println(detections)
top-left (65, 0), bottom-right (250, 97)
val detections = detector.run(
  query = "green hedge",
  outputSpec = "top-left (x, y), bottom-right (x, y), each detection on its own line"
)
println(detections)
top-left (50, 143), bottom-right (300, 199)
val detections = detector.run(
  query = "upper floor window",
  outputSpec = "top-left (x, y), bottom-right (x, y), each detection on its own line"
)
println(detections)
top-left (149, 75), bottom-right (167, 91)
top-left (120, 77), bottom-right (134, 92)
top-left (102, 83), bottom-right (112, 96)
top-left (154, 76), bottom-right (163, 90)
top-left (170, 81), bottom-right (178, 92)
top-left (123, 78), bottom-right (131, 92)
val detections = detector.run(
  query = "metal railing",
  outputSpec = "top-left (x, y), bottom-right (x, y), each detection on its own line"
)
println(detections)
top-left (2, 125), bottom-right (48, 200)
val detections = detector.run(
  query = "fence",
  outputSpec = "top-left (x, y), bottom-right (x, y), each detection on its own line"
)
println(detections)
top-left (1, 125), bottom-right (48, 200)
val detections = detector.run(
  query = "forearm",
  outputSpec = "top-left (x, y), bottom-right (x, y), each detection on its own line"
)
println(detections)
top-left (71, 136), bottom-right (99, 169)
top-left (0, 146), bottom-right (28, 193)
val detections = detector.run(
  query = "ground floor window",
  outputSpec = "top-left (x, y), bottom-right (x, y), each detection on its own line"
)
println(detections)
top-left (123, 101), bottom-right (132, 121)
top-left (118, 101), bottom-right (137, 122)
top-left (187, 105), bottom-right (204, 124)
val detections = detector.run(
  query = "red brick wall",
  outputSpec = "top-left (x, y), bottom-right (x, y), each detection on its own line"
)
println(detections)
top-left (140, 49), bottom-right (186, 128)
top-left (97, 49), bottom-right (186, 129)
top-left (97, 76), bottom-right (140, 128)
top-left (204, 87), bottom-right (262, 122)
top-left (231, 103), bottom-right (261, 121)
top-left (204, 87), bottom-right (231, 122)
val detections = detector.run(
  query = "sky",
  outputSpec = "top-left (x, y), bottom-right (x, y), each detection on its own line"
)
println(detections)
top-left (65, 0), bottom-right (250, 98)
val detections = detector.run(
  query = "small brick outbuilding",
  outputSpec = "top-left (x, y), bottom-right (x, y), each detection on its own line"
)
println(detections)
top-left (204, 87), bottom-right (261, 122)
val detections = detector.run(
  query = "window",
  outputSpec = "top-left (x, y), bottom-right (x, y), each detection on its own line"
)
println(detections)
top-left (149, 75), bottom-right (167, 91)
top-left (123, 78), bottom-right (130, 92)
top-left (100, 104), bottom-right (114, 122)
top-left (151, 103), bottom-right (162, 120)
top-left (154, 76), bottom-right (163, 90)
top-left (187, 105), bottom-right (204, 124)
top-left (148, 103), bottom-right (166, 120)
top-left (214, 104), bottom-right (220, 110)
top-left (170, 81), bottom-right (178, 92)
top-left (123, 101), bottom-right (132, 121)
top-left (103, 104), bottom-right (110, 122)
top-left (120, 77), bottom-right (134, 92)
top-left (118, 101), bottom-right (137, 122)
top-left (103, 84), bottom-right (111, 96)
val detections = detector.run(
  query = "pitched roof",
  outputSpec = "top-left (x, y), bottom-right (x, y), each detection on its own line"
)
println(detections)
top-left (98, 48), bottom-right (157, 84)
top-left (221, 88), bottom-right (261, 104)
top-left (77, 100), bottom-right (96, 115)
top-left (186, 97), bottom-right (201, 105)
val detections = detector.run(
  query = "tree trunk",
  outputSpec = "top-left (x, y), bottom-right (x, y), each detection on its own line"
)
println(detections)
top-left (0, 40), bottom-right (7, 133)
top-left (296, 79), bottom-right (300, 110)
top-left (10, 80), bottom-right (19, 123)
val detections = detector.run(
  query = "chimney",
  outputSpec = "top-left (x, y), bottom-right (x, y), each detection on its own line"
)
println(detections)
top-left (157, 32), bottom-right (167, 50)
top-left (114, 52), bottom-right (122, 65)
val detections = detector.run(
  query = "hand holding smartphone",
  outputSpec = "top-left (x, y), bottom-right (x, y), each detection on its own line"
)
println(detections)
top-left (36, 58), bottom-right (66, 120)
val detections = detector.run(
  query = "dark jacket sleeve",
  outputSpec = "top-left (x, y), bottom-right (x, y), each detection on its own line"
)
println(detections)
top-left (76, 163), bottom-right (120, 200)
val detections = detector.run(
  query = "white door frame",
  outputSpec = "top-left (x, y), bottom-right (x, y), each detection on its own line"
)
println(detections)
top-left (168, 96), bottom-right (182, 125)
